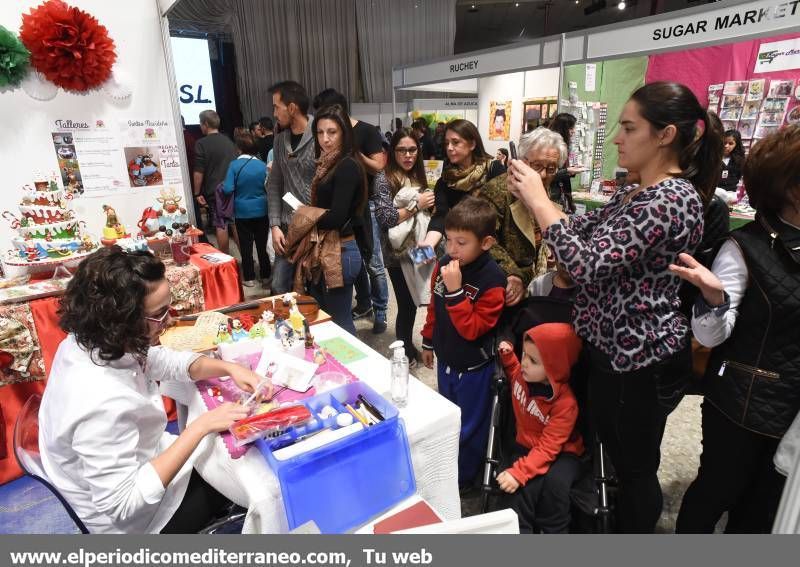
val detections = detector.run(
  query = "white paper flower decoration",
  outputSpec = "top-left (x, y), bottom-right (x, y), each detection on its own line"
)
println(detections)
top-left (102, 69), bottom-right (131, 100)
top-left (20, 70), bottom-right (57, 101)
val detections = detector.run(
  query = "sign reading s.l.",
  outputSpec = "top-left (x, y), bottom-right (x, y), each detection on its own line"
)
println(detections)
top-left (169, 37), bottom-right (217, 125)
top-left (754, 38), bottom-right (800, 72)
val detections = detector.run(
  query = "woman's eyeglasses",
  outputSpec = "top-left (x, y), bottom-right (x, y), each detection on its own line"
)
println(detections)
top-left (530, 162), bottom-right (558, 176)
top-left (394, 147), bottom-right (419, 156)
top-left (145, 306), bottom-right (178, 325)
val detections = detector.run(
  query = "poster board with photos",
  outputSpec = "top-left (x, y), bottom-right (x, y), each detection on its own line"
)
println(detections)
top-left (708, 77), bottom-right (798, 152)
top-left (0, 0), bottom-right (191, 250)
top-left (560, 86), bottom-right (608, 188)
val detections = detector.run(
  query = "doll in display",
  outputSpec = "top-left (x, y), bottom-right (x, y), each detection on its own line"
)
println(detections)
top-left (231, 318), bottom-right (249, 342)
top-left (155, 187), bottom-right (189, 227)
top-left (101, 205), bottom-right (129, 243)
top-left (214, 321), bottom-right (232, 344)
top-left (248, 309), bottom-right (276, 339)
top-left (275, 319), bottom-right (295, 350)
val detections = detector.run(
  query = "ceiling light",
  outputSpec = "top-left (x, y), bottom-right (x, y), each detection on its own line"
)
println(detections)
top-left (471, 4), bottom-right (476, 8)
top-left (618, 1), bottom-right (626, 8)
top-left (515, 2), bottom-right (520, 6)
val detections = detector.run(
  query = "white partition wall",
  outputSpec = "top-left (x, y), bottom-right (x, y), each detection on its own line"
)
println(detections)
top-left (0, 0), bottom-right (189, 247)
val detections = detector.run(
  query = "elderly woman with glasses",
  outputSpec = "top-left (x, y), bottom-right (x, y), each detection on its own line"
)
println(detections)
top-left (38, 246), bottom-right (265, 534)
top-left (477, 127), bottom-right (567, 307)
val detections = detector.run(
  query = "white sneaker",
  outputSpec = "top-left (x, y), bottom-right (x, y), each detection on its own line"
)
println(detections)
top-left (242, 280), bottom-right (256, 287)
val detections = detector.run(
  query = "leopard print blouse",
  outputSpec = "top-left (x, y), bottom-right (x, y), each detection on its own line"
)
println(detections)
top-left (544, 178), bottom-right (704, 372)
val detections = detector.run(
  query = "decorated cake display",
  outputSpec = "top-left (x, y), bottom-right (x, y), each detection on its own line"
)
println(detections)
top-left (137, 187), bottom-right (189, 237)
top-left (3, 174), bottom-right (97, 267)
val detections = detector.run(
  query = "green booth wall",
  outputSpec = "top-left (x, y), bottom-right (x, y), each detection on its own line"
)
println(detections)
top-left (560, 57), bottom-right (648, 182)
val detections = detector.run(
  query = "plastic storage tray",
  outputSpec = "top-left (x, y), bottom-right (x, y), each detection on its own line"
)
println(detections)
top-left (256, 381), bottom-right (416, 533)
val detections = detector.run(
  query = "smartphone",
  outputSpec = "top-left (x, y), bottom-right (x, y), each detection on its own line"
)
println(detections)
top-left (509, 140), bottom-right (518, 161)
top-left (408, 245), bottom-right (435, 265)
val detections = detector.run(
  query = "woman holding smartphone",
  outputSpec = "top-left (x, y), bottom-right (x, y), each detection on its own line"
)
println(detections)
top-left (373, 128), bottom-right (436, 365)
top-left (508, 82), bottom-right (723, 532)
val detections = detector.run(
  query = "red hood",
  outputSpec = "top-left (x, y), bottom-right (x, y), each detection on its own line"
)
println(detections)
top-left (525, 323), bottom-right (582, 398)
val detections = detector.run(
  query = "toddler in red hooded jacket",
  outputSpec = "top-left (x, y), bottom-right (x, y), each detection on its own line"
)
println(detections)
top-left (497, 322), bottom-right (584, 533)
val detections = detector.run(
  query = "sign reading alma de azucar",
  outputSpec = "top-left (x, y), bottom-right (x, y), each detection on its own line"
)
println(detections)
top-left (754, 37), bottom-right (800, 72)
top-left (586, 0), bottom-right (800, 60)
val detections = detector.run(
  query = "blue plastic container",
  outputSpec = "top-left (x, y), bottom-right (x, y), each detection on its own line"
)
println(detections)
top-left (256, 382), bottom-right (416, 533)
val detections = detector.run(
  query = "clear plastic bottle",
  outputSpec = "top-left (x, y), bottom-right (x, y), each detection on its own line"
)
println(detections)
top-left (389, 340), bottom-right (409, 408)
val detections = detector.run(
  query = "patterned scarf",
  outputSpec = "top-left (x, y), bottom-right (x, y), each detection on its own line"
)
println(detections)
top-left (310, 149), bottom-right (342, 206)
top-left (442, 158), bottom-right (489, 193)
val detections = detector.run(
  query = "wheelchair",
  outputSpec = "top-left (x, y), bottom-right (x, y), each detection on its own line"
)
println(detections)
top-left (478, 296), bottom-right (617, 533)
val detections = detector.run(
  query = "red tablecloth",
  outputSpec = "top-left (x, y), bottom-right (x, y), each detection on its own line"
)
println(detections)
top-left (0, 244), bottom-right (242, 484)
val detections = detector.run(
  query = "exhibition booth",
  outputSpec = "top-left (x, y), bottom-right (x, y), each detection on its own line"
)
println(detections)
top-left (394, 0), bottom-right (800, 225)
top-left (0, 0), bottom-right (247, 485)
top-left (393, 39), bottom-right (563, 157)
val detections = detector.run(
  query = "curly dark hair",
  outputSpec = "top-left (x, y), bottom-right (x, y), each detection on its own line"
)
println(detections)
top-left (59, 246), bottom-right (166, 363)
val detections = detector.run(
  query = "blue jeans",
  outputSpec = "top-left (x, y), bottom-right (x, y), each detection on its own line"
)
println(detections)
top-left (309, 239), bottom-right (361, 335)
top-left (271, 254), bottom-right (294, 295)
top-left (353, 203), bottom-right (389, 320)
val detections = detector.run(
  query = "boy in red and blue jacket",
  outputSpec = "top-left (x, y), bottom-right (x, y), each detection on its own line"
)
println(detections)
top-left (421, 197), bottom-right (506, 490)
top-left (497, 322), bottom-right (584, 533)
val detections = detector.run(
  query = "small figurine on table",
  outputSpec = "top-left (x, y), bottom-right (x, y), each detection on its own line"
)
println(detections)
top-left (313, 348), bottom-right (327, 366)
top-left (281, 293), bottom-right (294, 307)
top-left (248, 321), bottom-right (267, 339)
top-left (101, 205), bottom-right (129, 245)
top-left (289, 303), bottom-right (305, 337)
top-left (303, 319), bottom-right (314, 349)
top-left (214, 322), bottom-right (232, 344)
top-left (275, 320), bottom-right (295, 350)
top-left (231, 318), bottom-right (249, 342)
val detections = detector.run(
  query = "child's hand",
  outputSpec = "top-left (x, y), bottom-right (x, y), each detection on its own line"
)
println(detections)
top-left (498, 341), bottom-right (514, 355)
top-left (496, 470), bottom-right (520, 494)
top-left (421, 349), bottom-right (435, 369)
top-left (440, 259), bottom-right (462, 293)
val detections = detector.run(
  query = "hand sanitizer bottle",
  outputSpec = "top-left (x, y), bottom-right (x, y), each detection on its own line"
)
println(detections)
top-left (389, 340), bottom-right (409, 408)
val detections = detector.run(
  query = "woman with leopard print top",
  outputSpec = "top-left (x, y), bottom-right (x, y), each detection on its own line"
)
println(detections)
top-left (508, 82), bottom-right (723, 533)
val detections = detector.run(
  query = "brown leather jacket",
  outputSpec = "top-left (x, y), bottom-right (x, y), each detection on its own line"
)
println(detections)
top-left (285, 206), bottom-right (343, 293)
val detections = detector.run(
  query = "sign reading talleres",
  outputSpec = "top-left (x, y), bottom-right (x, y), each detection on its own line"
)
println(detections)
top-left (652, 0), bottom-right (800, 41)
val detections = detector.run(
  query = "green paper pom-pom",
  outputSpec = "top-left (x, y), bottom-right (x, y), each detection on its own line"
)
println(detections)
top-left (0, 25), bottom-right (30, 88)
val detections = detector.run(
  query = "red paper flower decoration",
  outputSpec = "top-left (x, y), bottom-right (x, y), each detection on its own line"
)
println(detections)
top-left (19, 0), bottom-right (116, 92)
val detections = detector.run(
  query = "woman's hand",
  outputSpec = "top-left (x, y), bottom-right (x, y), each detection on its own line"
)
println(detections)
top-left (195, 402), bottom-right (250, 434)
top-left (496, 470), bottom-right (520, 494)
top-left (418, 231), bottom-right (442, 251)
top-left (507, 159), bottom-right (548, 207)
top-left (498, 341), bottom-right (514, 355)
top-left (505, 275), bottom-right (525, 307)
top-left (228, 364), bottom-right (271, 398)
top-left (669, 253), bottom-right (726, 307)
top-left (417, 190), bottom-right (435, 211)
top-left (567, 166), bottom-right (586, 176)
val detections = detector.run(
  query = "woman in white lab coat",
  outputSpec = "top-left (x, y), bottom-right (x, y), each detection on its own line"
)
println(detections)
top-left (39, 246), bottom-right (264, 533)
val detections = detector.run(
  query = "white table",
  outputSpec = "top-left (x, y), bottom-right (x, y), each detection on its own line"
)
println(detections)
top-left (160, 321), bottom-right (461, 533)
